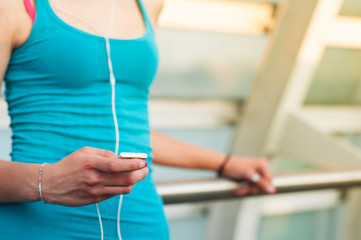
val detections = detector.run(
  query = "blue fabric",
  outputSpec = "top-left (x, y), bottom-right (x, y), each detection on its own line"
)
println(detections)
top-left (1, 0), bottom-right (169, 239)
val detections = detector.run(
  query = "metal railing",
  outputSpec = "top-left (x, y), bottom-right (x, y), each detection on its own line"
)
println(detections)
top-left (157, 168), bottom-right (361, 204)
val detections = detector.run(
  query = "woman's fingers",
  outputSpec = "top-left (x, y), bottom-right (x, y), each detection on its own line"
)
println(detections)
top-left (252, 160), bottom-right (275, 194)
top-left (234, 178), bottom-right (275, 197)
top-left (92, 156), bottom-right (148, 173)
top-left (253, 176), bottom-right (276, 194)
top-left (86, 185), bottom-right (139, 204)
top-left (256, 158), bottom-right (272, 180)
top-left (234, 185), bottom-right (259, 197)
top-left (80, 146), bottom-right (117, 158)
top-left (89, 185), bottom-right (135, 197)
top-left (100, 168), bottom-right (149, 186)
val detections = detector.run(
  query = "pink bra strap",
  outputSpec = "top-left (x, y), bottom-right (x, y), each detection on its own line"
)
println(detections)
top-left (24, 0), bottom-right (36, 23)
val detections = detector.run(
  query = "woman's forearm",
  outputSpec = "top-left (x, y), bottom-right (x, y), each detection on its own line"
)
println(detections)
top-left (0, 160), bottom-right (40, 202)
top-left (151, 130), bottom-right (225, 171)
top-left (0, 147), bottom-right (149, 206)
top-left (151, 131), bottom-right (276, 195)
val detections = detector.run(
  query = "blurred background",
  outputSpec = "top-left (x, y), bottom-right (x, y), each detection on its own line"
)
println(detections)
top-left (1, 0), bottom-right (361, 239)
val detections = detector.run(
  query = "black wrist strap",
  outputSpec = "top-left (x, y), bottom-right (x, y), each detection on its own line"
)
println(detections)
top-left (217, 154), bottom-right (231, 178)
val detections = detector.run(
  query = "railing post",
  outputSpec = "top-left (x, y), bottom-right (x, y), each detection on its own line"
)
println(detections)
top-left (231, 0), bottom-right (343, 157)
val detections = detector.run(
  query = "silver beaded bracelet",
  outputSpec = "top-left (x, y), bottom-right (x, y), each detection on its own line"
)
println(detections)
top-left (37, 163), bottom-right (47, 203)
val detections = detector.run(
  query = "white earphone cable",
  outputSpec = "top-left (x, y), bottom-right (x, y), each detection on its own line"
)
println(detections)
top-left (50, 1), bottom-right (122, 240)
top-left (96, 203), bottom-right (104, 240)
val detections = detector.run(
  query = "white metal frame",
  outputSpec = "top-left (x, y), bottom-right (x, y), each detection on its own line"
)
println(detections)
top-left (149, 99), bottom-right (238, 129)
top-left (229, 0), bottom-right (361, 239)
top-left (0, 100), bottom-right (10, 129)
top-left (157, 0), bottom-right (361, 239)
top-left (158, 0), bottom-right (274, 35)
top-left (233, 190), bottom-right (343, 240)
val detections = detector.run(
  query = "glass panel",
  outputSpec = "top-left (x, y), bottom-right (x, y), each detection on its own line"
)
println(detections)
top-left (271, 155), bottom-right (320, 172)
top-left (152, 127), bottom-right (233, 181)
top-left (0, 129), bottom-right (11, 161)
top-left (169, 216), bottom-right (207, 240)
top-left (258, 208), bottom-right (342, 240)
top-left (159, 0), bottom-right (274, 35)
top-left (336, 132), bottom-right (361, 149)
top-left (152, 128), bottom-right (322, 182)
top-left (151, 29), bottom-right (267, 99)
top-left (340, 0), bottom-right (361, 17)
top-left (305, 47), bottom-right (361, 105)
top-left (0, 83), bottom-right (4, 97)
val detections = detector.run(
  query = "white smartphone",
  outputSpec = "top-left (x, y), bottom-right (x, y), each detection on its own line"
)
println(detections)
top-left (119, 152), bottom-right (148, 159)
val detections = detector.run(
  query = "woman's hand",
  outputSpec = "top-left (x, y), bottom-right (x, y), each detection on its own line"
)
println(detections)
top-left (41, 147), bottom-right (149, 206)
top-left (220, 156), bottom-right (276, 196)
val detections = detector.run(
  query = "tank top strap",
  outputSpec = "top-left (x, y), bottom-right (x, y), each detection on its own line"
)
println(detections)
top-left (14, 0), bottom-right (51, 50)
top-left (33, 0), bottom-right (81, 31)
top-left (23, 0), bottom-right (51, 25)
top-left (137, 0), bottom-right (155, 35)
top-left (31, 0), bottom-right (51, 23)
top-left (24, 0), bottom-right (36, 23)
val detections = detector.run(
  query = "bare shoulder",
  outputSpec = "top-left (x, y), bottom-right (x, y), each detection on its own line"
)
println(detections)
top-left (0, 0), bottom-right (18, 21)
top-left (0, 0), bottom-right (33, 49)
top-left (0, 0), bottom-right (19, 45)
top-left (0, 0), bottom-right (33, 85)
top-left (142, 0), bottom-right (164, 27)
top-left (0, 0), bottom-right (21, 84)
top-left (0, 0), bottom-right (25, 23)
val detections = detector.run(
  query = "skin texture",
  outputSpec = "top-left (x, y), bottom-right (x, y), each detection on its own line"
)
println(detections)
top-left (0, 0), bottom-right (274, 205)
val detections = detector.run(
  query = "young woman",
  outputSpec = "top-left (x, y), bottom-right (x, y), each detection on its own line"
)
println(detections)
top-left (0, 0), bottom-right (275, 239)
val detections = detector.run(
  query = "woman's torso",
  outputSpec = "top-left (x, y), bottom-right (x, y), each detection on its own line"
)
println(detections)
top-left (0, 0), bottom-right (168, 239)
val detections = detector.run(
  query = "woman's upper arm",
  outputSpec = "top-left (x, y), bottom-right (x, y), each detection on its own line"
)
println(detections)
top-left (0, 1), bottom-right (17, 86)
top-left (144, 0), bottom-right (164, 28)
top-left (0, 37), bottom-right (12, 87)
top-left (153, 0), bottom-right (164, 26)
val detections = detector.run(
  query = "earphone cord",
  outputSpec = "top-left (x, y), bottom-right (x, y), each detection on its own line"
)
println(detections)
top-left (50, 1), bottom-right (122, 240)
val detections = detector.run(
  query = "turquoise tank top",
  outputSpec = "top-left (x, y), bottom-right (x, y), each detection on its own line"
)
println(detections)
top-left (0, 0), bottom-right (169, 239)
